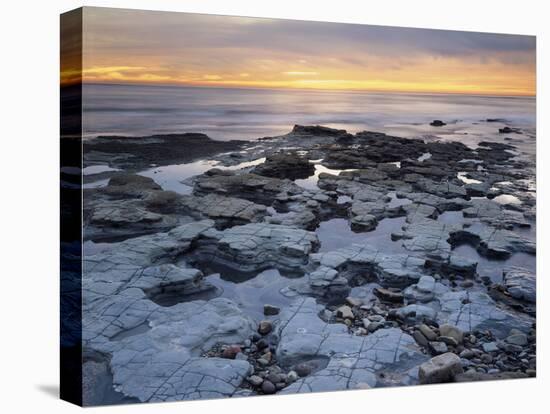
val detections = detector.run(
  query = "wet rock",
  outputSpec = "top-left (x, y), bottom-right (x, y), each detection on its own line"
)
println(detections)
top-left (413, 330), bottom-right (429, 347)
top-left (417, 275), bottom-right (436, 293)
top-left (482, 342), bottom-right (499, 353)
top-left (84, 133), bottom-right (244, 171)
top-left (396, 304), bottom-right (436, 323)
top-left (336, 305), bottom-right (354, 319)
top-left (295, 363), bottom-right (313, 377)
top-left (394, 218), bottom-right (457, 260)
top-left (503, 268), bottom-right (536, 303)
top-left (292, 124), bottom-right (350, 138)
top-left (429, 341), bottom-right (448, 355)
top-left (459, 349), bottom-right (475, 359)
top-left (350, 214), bottom-right (378, 232)
top-left (264, 304), bottom-right (281, 316)
top-left (430, 120), bottom-right (447, 127)
top-left (419, 324), bottom-right (438, 341)
top-left (419, 353), bottom-right (463, 384)
top-left (404, 277), bottom-right (448, 304)
top-left (346, 297), bottom-right (363, 307)
top-left (438, 336), bottom-right (459, 347)
top-left (222, 345), bottom-right (242, 359)
top-left (499, 126), bottom-right (521, 134)
top-left (435, 290), bottom-right (533, 338)
top-left (506, 333), bottom-right (528, 346)
top-left (258, 320), bottom-right (273, 335)
top-left (261, 380), bottom-right (277, 394)
top-left (304, 244), bottom-right (428, 299)
top-left (374, 287), bottom-right (404, 303)
top-left (439, 324), bottom-right (464, 344)
top-left (446, 255), bottom-right (477, 277)
top-left (180, 193), bottom-right (268, 225)
top-left (190, 222), bottom-right (319, 274)
top-left (252, 152), bottom-right (315, 180)
top-left (286, 370), bottom-right (299, 383)
top-left (193, 170), bottom-right (303, 206)
top-left (277, 298), bottom-right (427, 393)
top-left (247, 375), bottom-right (264, 387)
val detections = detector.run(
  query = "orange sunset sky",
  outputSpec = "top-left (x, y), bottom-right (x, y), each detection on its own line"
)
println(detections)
top-left (63, 7), bottom-right (536, 96)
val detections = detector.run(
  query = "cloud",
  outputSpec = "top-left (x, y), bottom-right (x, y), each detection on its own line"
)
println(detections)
top-left (283, 71), bottom-right (319, 76)
top-left (80, 7), bottom-right (535, 95)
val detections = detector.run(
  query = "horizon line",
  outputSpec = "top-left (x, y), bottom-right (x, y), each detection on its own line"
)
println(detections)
top-left (69, 80), bottom-right (536, 98)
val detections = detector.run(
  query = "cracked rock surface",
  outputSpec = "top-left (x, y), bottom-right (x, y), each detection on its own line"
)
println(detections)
top-left (80, 124), bottom-right (536, 404)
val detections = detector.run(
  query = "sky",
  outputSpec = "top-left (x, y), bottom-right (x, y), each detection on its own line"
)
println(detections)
top-left (70, 7), bottom-right (536, 96)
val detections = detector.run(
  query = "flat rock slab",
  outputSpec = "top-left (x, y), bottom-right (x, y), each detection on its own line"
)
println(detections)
top-left (503, 267), bottom-right (536, 303)
top-left (277, 298), bottom-right (427, 393)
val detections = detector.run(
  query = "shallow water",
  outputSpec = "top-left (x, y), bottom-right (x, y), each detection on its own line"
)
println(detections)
top-left (452, 244), bottom-right (535, 283)
top-left (316, 216), bottom-right (407, 254)
top-left (83, 165), bottom-right (121, 175)
top-left (295, 163), bottom-right (357, 190)
top-left (208, 269), bottom-right (297, 321)
top-left (493, 194), bottom-right (522, 205)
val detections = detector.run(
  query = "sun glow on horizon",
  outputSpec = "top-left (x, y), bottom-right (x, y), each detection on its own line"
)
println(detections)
top-left (62, 7), bottom-right (536, 97)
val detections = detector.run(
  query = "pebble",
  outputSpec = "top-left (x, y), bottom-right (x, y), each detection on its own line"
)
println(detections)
top-left (429, 341), bottom-right (448, 355)
top-left (438, 336), bottom-right (459, 347)
top-left (482, 342), bottom-right (499, 353)
top-left (258, 320), bottom-right (273, 335)
top-left (266, 372), bottom-right (282, 384)
top-left (439, 324), bottom-right (464, 344)
top-left (419, 324), bottom-right (438, 341)
top-left (506, 333), bottom-right (528, 346)
top-left (263, 304), bottom-right (280, 316)
top-left (261, 380), bottom-right (276, 394)
top-left (460, 280), bottom-right (474, 288)
top-left (256, 339), bottom-right (269, 350)
top-left (374, 287), bottom-right (404, 303)
top-left (222, 345), bottom-right (242, 359)
top-left (413, 330), bottom-right (429, 347)
top-left (286, 370), bottom-right (299, 383)
top-left (247, 375), bottom-right (264, 387)
top-left (504, 343), bottom-right (523, 353)
top-left (336, 305), bottom-right (354, 319)
top-left (294, 363), bottom-right (313, 377)
top-left (346, 297), bottom-right (363, 307)
top-left (235, 352), bottom-right (248, 361)
top-left (257, 358), bottom-right (270, 366)
top-left (459, 349), bottom-right (475, 359)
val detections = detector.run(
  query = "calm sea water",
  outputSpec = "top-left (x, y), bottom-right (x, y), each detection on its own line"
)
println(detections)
top-left (82, 83), bottom-right (536, 141)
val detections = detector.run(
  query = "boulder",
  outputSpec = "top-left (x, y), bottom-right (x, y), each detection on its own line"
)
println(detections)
top-left (419, 353), bottom-right (463, 384)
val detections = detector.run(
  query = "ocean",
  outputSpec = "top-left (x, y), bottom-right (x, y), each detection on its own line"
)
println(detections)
top-left (82, 83), bottom-right (536, 143)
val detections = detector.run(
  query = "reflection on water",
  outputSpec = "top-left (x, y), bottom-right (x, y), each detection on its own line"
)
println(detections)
top-left (452, 244), bottom-right (535, 283)
top-left (295, 163), bottom-right (357, 190)
top-left (82, 165), bottom-right (121, 175)
top-left (85, 157), bottom-right (266, 193)
top-left (417, 152), bottom-right (432, 162)
top-left (457, 171), bottom-right (482, 184)
top-left (138, 157), bottom-right (266, 194)
top-left (493, 194), bottom-right (522, 205)
top-left (208, 269), bottom-right (296, 321)
top-left (316, 216), bottom-right (407, 254)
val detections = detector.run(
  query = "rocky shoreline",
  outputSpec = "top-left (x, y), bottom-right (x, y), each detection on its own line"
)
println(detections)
top-left (80, 123), bottom-right (536, 404)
